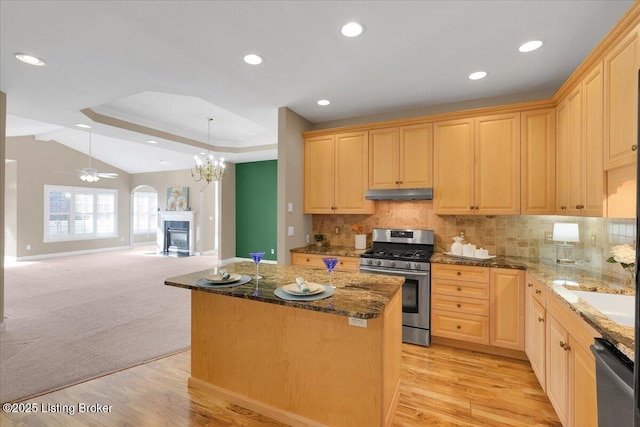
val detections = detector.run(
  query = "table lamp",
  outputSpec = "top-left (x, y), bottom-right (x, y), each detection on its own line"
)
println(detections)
top-left (552, 223), bottom-right (580, 263)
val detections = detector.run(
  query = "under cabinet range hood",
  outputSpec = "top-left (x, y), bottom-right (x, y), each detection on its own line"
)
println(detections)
top-left (365, 188), bottom-right (433, 201)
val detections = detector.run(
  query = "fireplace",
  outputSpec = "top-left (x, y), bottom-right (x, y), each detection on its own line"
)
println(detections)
top-left (165, 221), bottom-right (189, 255)
top-left (157, 211), bottom-right (195, 256)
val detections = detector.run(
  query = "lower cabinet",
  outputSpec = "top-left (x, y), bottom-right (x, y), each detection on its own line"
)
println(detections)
top-left (525, 273), bottom-right (600, 427)
top-left (290, 252), bottom-right (359, 272)
top-left (431, 264), bottom-right (524, 351)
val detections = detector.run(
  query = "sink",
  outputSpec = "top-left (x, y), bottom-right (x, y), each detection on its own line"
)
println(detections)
top-left (571, 290), bottom-right (635, 327)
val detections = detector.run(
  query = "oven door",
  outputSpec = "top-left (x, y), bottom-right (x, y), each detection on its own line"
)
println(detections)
top-left (359, 265), bottom-right (430, 345)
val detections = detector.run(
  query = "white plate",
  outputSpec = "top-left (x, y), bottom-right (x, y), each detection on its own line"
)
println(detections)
top-left (444, 252), bottom-right (496, 260)
top-left (202, 273), bottom-right (242, 284)
top-left (282, 282), bottom-right (325, 296)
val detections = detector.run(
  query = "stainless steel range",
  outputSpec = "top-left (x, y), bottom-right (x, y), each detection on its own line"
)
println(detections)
top-left (359, 228), bottom-right (434, 347)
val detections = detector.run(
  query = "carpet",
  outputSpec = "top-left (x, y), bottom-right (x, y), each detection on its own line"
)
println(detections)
top-left (0, 245), bottom-right (219, 403)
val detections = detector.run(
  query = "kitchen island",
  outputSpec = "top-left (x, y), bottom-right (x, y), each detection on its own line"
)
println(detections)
top-left (165, 261), bottom-right (404, 427)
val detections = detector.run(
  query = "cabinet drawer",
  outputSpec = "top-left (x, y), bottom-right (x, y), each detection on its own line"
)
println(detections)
top-left (432, 310), bottom-right (490, 345)
top-left (290, 253), bottom-right (359, 272)
top-left (432, 264), bottom-right (490, 283)
top-left (431, 294), bottom-right (490, 316)
top-left (526, 276), bottom-right (547, 306)
top-left (431, 278), bottom-right (490, 300)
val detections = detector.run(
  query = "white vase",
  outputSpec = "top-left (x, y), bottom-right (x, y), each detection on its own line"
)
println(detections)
top-left (355, 234), bottom-right (367, 250)
top-left (451, 236), bottom-right (464, 255)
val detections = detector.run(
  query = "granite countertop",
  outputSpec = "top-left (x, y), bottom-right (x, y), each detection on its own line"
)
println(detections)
top-left (290, 244), bottom-right (369, 257)
top-left (165, 261), bottom-right (403, 319)
top-left (431, 252), bottom-right (635, 359)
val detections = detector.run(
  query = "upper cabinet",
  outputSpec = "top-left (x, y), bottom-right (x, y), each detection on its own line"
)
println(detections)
top-left (556, 63), bottom-right (605, 217)
top-left (604, 23), bottom-right (640, 170)
top-left (303, 131), bottom-right (374, 214)
top-left (521, 108), bottom-right (556, 215)
top-left (434, 114), bottom-right (520, 215)
top-left (368, 123), bottom-right (433, 189)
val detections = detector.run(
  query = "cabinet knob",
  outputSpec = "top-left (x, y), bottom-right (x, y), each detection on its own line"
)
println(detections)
top-left (475, 206), bottom-right (479, 210)
top-left (470, 206), bottom-right (475, 210)
top-left (456, 325), bottom-right (461, 330)
top-left (535, 289), bottom-right (542, 295)
top-left (560, 205), bottom-right (566, 210)
top-left (576, 204), bottom-right (584, 210)
top-left (456, 287), bottom-right (462, 291)
top-left (456, 303), bottom-right (462, 308)
top-left (560, 341), bottom-right (570, 351)
top-left (456, 271), bottom-right (461, 276)
top-left (527, 283), bottom-right (533, 288)
top-left (537, 317), bottom-right (544, 323)
top-left (632, 145), bottom-right (638, 151)
top-left (306, 258), bottom-right (310, 262)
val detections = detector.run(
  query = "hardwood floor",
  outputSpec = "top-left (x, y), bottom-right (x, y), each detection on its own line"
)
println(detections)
top-left (1, 343), bottom-right (561, 427)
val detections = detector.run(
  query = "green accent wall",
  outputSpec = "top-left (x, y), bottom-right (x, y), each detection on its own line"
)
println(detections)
top-left (236, 160), bottom-right (277, 261)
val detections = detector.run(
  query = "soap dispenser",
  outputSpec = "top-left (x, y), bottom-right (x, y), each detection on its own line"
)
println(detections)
top-left (451, 232), bottom-right (464, 256)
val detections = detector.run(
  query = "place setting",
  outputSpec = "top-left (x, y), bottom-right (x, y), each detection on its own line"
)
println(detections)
top-left (196, 269), bottom-right (252, 288)
top-left (274, 257), bottom-right (337, 301)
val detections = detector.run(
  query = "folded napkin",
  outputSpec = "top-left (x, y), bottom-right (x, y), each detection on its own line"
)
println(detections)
top-left (295, 277), bottom-right (310, 293)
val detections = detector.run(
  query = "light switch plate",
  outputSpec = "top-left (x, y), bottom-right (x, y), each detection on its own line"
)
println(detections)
top-left (287, 202), bottom-right (293, 213)
top-left (287, 226), bottom-right (294, 236)
top-left (348, 317), bottom-right (367, 328)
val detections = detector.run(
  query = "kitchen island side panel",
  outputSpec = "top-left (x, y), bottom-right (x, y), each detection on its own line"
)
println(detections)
top-left (189, 289), bottom-right (401, 427)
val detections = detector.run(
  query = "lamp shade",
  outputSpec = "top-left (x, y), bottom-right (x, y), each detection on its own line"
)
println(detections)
top-left (552, 223), bottom-right (580, 243)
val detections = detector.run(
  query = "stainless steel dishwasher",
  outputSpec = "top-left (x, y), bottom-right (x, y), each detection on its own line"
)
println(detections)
top-left (591, 338), bottom-right (634, 427)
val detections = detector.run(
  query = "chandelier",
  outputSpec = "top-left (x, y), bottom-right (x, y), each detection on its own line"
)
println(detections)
top-left (191, 118), bottom-right (225, 183)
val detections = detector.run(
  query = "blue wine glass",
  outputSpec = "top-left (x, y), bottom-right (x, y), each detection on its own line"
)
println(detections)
top-left (249, 252), bottom-right (265, 281)
top-left (322, 257), bottom-right (339, 289)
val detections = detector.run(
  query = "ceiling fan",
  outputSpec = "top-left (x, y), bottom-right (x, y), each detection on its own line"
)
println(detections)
top-left (57, 133), bottom-right (119, 182)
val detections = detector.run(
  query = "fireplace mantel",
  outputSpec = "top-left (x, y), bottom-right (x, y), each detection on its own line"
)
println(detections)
top-left (157, 211), bottom-right (196, 255)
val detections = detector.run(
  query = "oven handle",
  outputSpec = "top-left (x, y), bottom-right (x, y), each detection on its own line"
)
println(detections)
top-left (359, 266), bottom-right (431, 277)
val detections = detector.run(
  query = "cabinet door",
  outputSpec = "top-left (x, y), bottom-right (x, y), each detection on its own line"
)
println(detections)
top-left (582, 64), bottom-right (605, 217)
top-left (570, 339), bottom-right (598, 427)
top-left (399, 123), bottom-right (433, 188)
top-left (433, 119), bottom-right (474, 214)
top-left (531, 299), bottom-right (546, 391)
top-left (546, 314), bottom-right (569, 426)
top-left (489, 268), bottom-right (524, 350)
top-left (369, 128), bottom-right (399, 189)
top-left (604, 25), bottom-right (640, 170)
top-left (521, 109), bottom-right (556, 215)
top-left (475, 113), bottom-right (521, 215)
top-left (556, 101), bottom-right (569, 214)
top-left (566, 86), bottom-right (584, 216)
top-left (304, 135), bottom-right (335, 213)
top-left (334, 132), bottom-right (374, 214)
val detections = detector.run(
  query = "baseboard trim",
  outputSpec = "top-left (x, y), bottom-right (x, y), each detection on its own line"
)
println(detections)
top-left (15, 245), bottom-right (132, 262)
top-left (188, 377), bottom-right (327, 427)
top-left (431, 336), bottom-right (528, 361)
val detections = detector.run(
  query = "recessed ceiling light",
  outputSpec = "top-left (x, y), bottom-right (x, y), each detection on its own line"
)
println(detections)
top-left (519, 40), bottom-right (543, 53)
top-left (75, 123), bottom-right (92, 129)
top-left (341, 22), bottom-right (364, 38)
top-left (317, 99), bottom-right (331, 106)
top-left (146, 140), bottom-right (158, 144)
top-left (468, 71), bottom-right (487, 80)
top-left (243, 54), bottom-right (263, 65)
top-left (159, 160), bottom-right (168, 164)
top-left (199, 152), bottom-right (207, 156)
top-left (15, 53), bottom-right (47, 66)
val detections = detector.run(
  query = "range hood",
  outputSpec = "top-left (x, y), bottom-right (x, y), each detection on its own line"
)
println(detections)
top-left (365, 188), bottom-right (433, 201)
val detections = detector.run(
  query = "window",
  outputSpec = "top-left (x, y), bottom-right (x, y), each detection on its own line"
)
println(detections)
top-left (44, 185), bottom-right (117, 242)
top-left (133, 191), bottom-right (158, 234)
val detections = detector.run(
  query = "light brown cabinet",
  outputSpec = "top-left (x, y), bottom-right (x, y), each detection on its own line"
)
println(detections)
top-left (368, 124), bottom-right (433, 189)
top-left (555, 63), bottom-right (605, 217)
top-left (432, 264), bottom-right (524, 351)
top-left (489, 268), bottom-right (525, 351)
top-left (521, 108), bottom-right (556, 215)
top-left (525, 275), bottom-right (547, 391)
top-left (604, 23), bottom-right (640, 170)
top-left (290, 253), bottom-right (359, 272)
top-left (434, 113), bottom-right (520, 215)
top-left (303, 131), bottom-right (374, 214)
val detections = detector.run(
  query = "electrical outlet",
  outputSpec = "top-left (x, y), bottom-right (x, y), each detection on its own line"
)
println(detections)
top-left (544, 232), bottom-right (553, 244)
top-left (306, 234), bottom-right (310, 244)
top-left (270, 248), bottom-right (275, 255)
top-left (591, 234), bottom-right (597, 247)
top-left (334, 227), bottom-right (340, 234)
top-left (26, 244), bottom-right (31, 250)
top-left (348, 317), bottom-right (367, 328)
top-left (288, 226), bottom-right (294, 236)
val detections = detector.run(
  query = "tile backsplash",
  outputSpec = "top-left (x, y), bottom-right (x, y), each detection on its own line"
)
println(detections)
top-left (312, 200), bottom-right (635, 275)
